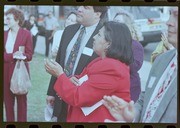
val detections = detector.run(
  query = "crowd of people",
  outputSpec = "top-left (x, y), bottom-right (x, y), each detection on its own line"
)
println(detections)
top-left (3, 6), bottom-right (177, 123)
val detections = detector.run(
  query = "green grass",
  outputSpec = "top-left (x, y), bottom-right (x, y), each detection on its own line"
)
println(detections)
top-left (27, 53), bottom-right (51, 122)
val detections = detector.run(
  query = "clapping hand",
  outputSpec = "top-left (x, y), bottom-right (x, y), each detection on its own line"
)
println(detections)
top-left (44, 59), bottom-right (64, 77)
top-left (161, 32), bottom-right (173, 50)
top-left (103, 95), bottom-right (135, 122)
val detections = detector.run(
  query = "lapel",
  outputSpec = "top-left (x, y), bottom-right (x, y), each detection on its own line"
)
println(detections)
top-left (75, 22), bottom-right (103, 74)
top-left (4, 30), bottom-right (8, 51)
top-left (152, 77), bottom-right (177, 122)
top-left (13, 28), bottom-right (23, 52)
top-left (140, 50), bottom-right (176, 121)
top-left (4, 28), bottom-right (22, 53)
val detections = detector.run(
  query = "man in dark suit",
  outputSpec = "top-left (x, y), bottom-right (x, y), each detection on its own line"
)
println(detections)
top-left (103, 7), bottom-right (178, 123)
top-left (46, 6), bottom-right (108, 122)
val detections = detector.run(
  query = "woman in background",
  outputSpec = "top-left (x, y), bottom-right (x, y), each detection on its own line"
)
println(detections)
top-left (23, 14), bottom-right (39, 53)
top-left (4, 7), bottom-right (33, 122)
top-left (114, 10), bottom-right (144, 102)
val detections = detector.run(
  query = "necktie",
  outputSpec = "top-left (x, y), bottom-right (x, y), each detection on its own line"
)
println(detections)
top-left (57, 27), bottom-right (85, 121)
top-left (143, 61), bottom-right (176, 122)
top-left (64, 27), bottom-right (85, 76)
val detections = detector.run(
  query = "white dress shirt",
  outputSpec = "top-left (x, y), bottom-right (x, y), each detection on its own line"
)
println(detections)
top-left (65, 22), bottom-right (98, 75)
top-left (51, 29), bottom-right (64, 53)
top-left (5, 30), bottom-right (16, 53)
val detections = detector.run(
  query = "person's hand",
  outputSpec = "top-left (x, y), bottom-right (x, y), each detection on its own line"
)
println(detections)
top-left (46, 96), bottom-right (55, 106)
top-left (44, 59), bottom-right (64, 77)
top-left (103, 95), bottom-right (135, 122)
top-left (13, 51), bottom-right (26, 60)
top-left (13, 51), bottom-right (23, 57)
top-left (70, 76), bottom-right (80, 86)
top-left (161, 33), bottom-right (173, 50)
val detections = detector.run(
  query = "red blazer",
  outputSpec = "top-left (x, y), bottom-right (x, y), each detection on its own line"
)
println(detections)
top-left (4, 28), bottom-right (33, 90)
top-left (54, 57), bottom-right (131, 122)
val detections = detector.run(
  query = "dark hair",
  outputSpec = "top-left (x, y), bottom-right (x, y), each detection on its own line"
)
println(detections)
top-left (104, 21), bottom-right (133, 65)
top-left (5, 7), bottom-right (25, 27)
top-left (93, 6), bottom-right (108, 19)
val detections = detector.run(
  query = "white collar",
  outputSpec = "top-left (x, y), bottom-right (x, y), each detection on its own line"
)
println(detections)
top-left (80, 22), bottom-right (99, 33)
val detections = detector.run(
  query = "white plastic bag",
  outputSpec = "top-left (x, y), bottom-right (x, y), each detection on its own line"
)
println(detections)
top-left (10, 60), bottom-right (31, 95)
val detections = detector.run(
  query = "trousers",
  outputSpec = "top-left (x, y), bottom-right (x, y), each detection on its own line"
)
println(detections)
top-left (4, 83), bottom-right (27, 122)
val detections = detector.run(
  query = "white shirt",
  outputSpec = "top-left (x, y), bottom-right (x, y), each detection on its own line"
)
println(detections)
top-left (5, 30), bottom-right (16, 53)
top-left (51, 29), bottom-right (64, 53)
top-left (65, 22), bottom-right (98, 75)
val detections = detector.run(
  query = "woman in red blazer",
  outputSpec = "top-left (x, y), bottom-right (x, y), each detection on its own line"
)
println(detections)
top-left (45, 21), bottom-right (133, 122)
top-left (4, 8), bottom-right (33, 122)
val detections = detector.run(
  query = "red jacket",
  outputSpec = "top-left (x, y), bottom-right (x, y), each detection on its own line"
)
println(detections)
top-left (4, 28), bottom-right (33, 92)
top-left (54, 57), bottom-right (131, 122)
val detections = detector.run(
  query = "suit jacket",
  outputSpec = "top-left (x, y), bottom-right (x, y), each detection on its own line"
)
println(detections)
top-left (135, 49), bottom-right (177, 123)
top-left (54, 57), bottom-right (131, 122)
top-left (4, 28), bottom-right (33, 92)
top-left (47, 22), bottom-right (103, 121)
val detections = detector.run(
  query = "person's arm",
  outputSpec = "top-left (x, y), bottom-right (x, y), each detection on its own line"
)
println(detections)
top-left (54, 75), bottom-right (118, 107)
top-left (23, 31), bottom-right (33, 61)
top-left (4, 30), bottom-right (33, 62)
top-left (46, 59), bottom-right (123, 107)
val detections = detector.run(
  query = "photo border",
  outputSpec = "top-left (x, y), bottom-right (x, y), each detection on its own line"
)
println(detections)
top-left (1, 0), bottom-right (179, 128)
